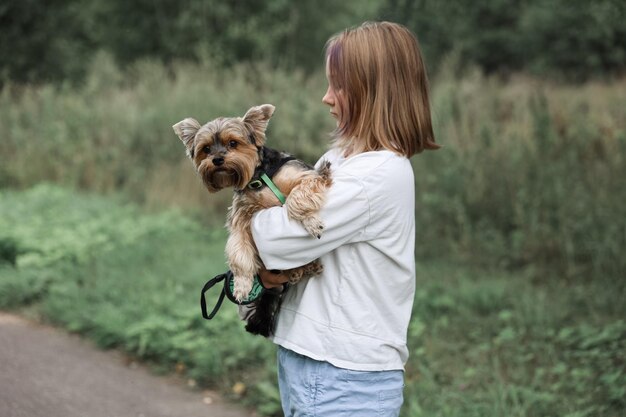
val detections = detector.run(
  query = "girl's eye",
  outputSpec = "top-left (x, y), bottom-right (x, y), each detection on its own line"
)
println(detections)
top-left (202, 146), bottom-right (210, 154)
top-left (229, 140), bottom-right (238, 148)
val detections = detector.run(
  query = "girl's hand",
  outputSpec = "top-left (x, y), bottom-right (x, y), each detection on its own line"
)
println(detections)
top-left (258, 269), bottom-right (288, 289)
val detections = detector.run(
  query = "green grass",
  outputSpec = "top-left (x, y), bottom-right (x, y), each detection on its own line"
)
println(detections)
top-left (405, 263), bottom-right (625, 417)
top-left (1, 185), bottom-right (624, 416)
top-left (0, 54), bottom-right (334, 212)
top-left (2, 58), bottom-right (624, 280)
top-left (0, 185), bottom-right (278, 411)
top-left (1, 58), bottom-right (625, 415)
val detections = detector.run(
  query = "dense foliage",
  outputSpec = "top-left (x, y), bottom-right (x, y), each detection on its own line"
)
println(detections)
top-left (1, 2), bottom-right (624, 415)
top-left (382, 0), bottom-right (626, 80)
top-left (1, 0), bottom-right (624, 85)
top-left (1, 185), bottom-right (624, 416)
top-left (2, 57), bottom-right (624, 281)
top-left (1, 58), bottom-right (625, 415)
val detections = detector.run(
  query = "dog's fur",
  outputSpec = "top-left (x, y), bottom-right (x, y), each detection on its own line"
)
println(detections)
top-left (173, 104), bottom-right (331, 335)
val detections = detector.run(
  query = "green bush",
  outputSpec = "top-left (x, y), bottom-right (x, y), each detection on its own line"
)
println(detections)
top-left (1, 185), bottom-right (624, 416)
top-left (0, 0), bottom-right (380, 85)
top-left (2, 0), bottom-right (624, 86)
top-left (1, 56), bottom-right (625, 416)
top-left (382, 0), bottom-right (626, 80)
top-left (413, 73), bottom-right (626, 281)
top-left (0, 54), bottom-right (333, 207)
top-left (1, 59), bottom-right (624, 281)
top-left (0, 237), bottom-right (18, 265)
top-left (0, 185), bottom-right (280, 409)
top-left (404, 263), bottom-right (626, 417)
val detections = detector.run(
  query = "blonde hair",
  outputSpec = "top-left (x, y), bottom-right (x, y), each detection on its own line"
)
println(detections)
top-left (325, 21), bottom-right (439, 157)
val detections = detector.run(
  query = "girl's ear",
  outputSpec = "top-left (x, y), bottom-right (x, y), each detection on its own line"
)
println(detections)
top-left (242, 104), bottom-right (275, 145)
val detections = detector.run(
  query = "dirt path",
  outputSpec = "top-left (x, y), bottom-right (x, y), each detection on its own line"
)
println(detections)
top-left (0, 312), bottom-right (254, 417)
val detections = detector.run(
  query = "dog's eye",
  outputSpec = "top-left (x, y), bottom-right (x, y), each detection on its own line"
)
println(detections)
top-left (229, 140), bottom-right (238, 148)
top-left (202, 146), bottom-right (210, 154)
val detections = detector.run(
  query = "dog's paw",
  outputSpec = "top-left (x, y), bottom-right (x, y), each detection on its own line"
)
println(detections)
top-left (304, 260), bottom-right (324, 277)
top-left (233, 276), bottom-right (253, 302)
top-left (301, 217), bottom-right (325, 239)
top-left (287, 268), bottom-right (304, 284)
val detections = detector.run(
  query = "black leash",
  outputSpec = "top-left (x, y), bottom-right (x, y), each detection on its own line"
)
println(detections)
top-left (200, 270), bottom-right (267, 320)
top-left (200, 271), bottom-right (230, 320)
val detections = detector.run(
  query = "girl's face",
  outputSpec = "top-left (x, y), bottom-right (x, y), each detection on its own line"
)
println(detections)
top-left (322, 59), bottom-right (343, 126)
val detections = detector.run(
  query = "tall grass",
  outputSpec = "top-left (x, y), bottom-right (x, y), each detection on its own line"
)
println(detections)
top-left (0, 53), bottom-right (334, 216)
top-left (1, 57), bottom-right (624, 280)
top-left (1, 57), bottom-right (625, 416)
top-left (0, 185), bottom-right (278, 411)
top-left (415, 71), bottom-right (626, 281)
top-left (0, 186), bottom-right (623, 416)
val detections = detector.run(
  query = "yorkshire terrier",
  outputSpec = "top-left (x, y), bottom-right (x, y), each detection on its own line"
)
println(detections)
top-left (173, 104), bottom-right (331, 335)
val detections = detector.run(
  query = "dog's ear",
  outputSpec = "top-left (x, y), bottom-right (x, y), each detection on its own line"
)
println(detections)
top-left (173, 118), bottom-right (201, 157)
top-left (243, 104), bottom-right (275, 145)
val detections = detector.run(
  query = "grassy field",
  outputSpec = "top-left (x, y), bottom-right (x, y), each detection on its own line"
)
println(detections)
top-left (0, 185), bottom-right (623, 416)
top-left (1, 58), bottom-right (624, 416)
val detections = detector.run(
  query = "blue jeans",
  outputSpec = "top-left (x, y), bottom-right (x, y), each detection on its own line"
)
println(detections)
top-left (277, 346), bottom-right (404, 417)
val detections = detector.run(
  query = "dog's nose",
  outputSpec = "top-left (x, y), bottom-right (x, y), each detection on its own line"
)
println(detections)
top-left (212, 157), bottom-right (225, 166)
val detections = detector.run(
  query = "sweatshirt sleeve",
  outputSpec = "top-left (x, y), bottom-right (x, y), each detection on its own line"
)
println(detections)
top-left (251, 173), bottom-right (370, 270)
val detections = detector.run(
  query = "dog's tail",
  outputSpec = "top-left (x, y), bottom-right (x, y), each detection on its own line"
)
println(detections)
top-left (316, 160), bottom-right (332, 187)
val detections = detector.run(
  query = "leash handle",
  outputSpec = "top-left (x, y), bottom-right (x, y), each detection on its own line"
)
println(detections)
top-left (200, 271), bottom-right (266, 320)
top-left (200, 273), bottom-right (228, 320)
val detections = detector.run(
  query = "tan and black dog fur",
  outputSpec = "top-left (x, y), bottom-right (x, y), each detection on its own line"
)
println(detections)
top-left (173, 104), bottom-right (331, 315)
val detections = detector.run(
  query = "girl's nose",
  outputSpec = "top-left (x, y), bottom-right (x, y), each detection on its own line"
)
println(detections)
top-left (322, 88), bottom-right (333, 106)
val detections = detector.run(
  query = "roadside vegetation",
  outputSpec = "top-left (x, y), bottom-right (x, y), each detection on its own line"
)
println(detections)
top-left (1, 55), bottom-right (624, 415)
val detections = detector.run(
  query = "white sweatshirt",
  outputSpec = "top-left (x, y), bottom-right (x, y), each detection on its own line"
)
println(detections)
top-left (251, 148), bottom-right (416, 371)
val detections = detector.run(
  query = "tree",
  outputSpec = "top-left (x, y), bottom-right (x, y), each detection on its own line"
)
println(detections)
top-left (0, 0), bottom-right (95, 85)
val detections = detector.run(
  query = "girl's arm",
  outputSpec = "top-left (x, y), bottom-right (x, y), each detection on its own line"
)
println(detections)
top-left (251, 173), bottom-right (370, 270)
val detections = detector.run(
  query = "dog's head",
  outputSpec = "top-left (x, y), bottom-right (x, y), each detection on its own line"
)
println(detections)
top-left (173, 104), bottom-right (275, 192)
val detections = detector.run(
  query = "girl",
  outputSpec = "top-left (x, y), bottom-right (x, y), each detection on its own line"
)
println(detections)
top-left (252, 21), bottom-right (439, 416)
